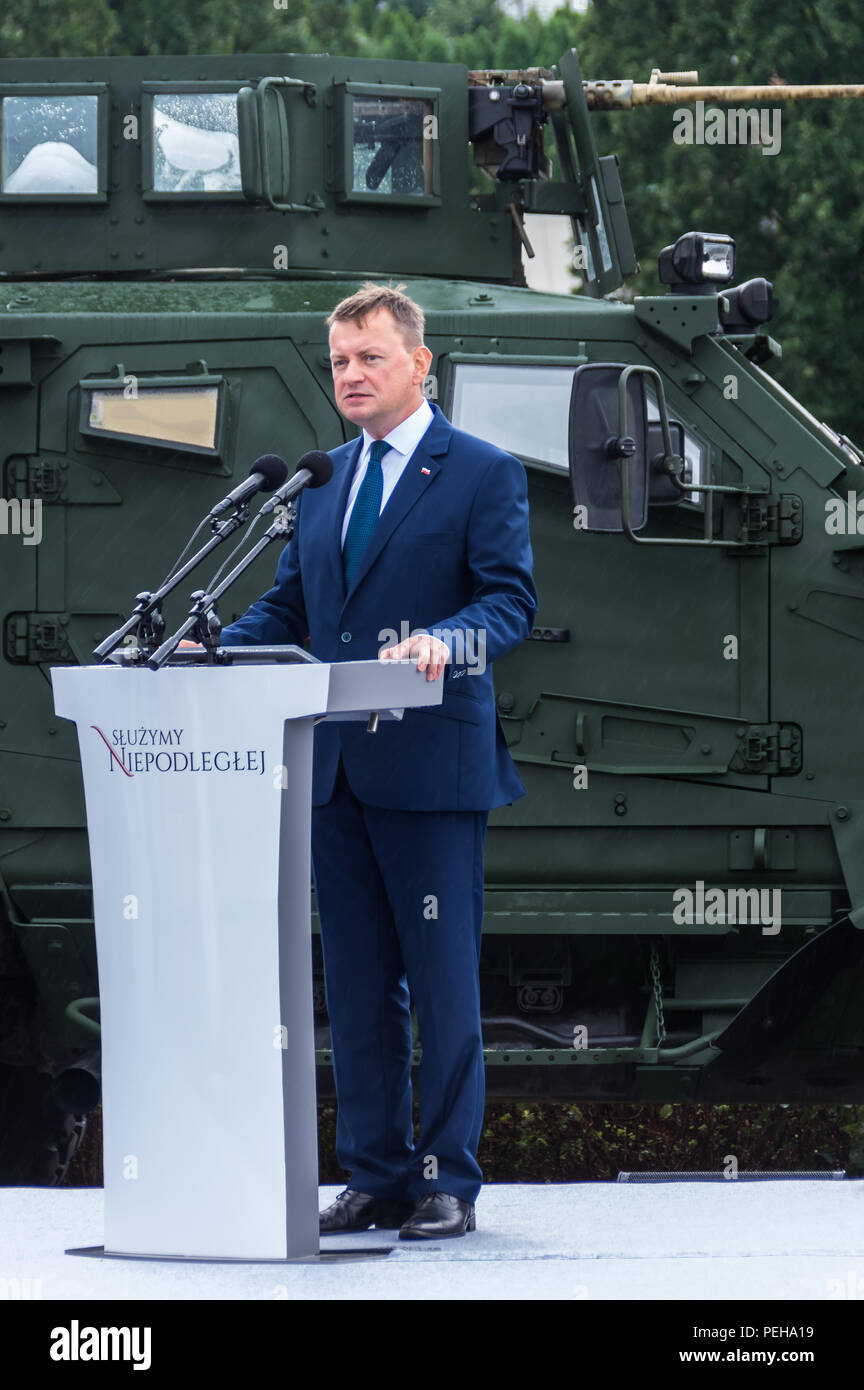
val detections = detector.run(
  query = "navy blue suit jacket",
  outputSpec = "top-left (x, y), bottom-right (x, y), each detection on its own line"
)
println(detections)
top-left (220, 402), bottom-right (537, 810)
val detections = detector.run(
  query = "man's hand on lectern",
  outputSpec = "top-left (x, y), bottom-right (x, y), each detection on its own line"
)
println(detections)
top-left (379, 633), bottom-right (449, 682)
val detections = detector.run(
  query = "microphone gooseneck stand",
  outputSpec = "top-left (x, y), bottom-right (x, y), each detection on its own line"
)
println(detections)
top-left (147, 503), bottom-right (295, 669)
top-left (92, 503), bottom-right (261, 665)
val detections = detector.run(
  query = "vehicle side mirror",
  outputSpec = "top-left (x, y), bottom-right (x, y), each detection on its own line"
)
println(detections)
top-left (568, 362), bottom-right (649, 532)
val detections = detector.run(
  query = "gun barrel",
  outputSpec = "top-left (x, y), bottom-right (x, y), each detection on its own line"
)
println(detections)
top-left (570, 80), bottom-right (864, 111)
top-left (467, 68), bottom-right (864, 112)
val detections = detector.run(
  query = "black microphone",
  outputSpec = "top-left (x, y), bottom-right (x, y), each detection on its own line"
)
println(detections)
top-left (208, 454), bottom-right (289, 518)
top-left (259, 450), bottom-right (334, 514)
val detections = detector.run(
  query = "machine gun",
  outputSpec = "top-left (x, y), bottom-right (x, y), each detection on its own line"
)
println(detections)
top-left (467, 62), bottom-right (864, 293)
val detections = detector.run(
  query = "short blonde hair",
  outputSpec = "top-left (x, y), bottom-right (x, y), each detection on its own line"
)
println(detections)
top-left (326, 281), bottom-right (425, 349)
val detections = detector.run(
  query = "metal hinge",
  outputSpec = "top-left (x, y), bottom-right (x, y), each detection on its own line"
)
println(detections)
top-left (26, 459), bottom-right (61, 499)
top-left (740, 493), bottom-right (802, 545)
top-left (8, 456), bottom-right (64, 500)
top-left (730, 723), bottom-right (802, 775)
top-left (4, 613), bottom-right (72, 664)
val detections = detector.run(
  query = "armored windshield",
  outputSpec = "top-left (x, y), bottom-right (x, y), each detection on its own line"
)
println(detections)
top-left (150, 93), bottom-right (241, 194)
top-left (1, 93), bottom-right (98, 194)
top-left (350, 94), bottom-right (432, 197)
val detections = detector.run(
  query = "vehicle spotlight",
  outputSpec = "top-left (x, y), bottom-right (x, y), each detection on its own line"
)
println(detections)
top-left (658, 232), bottom-right (736, 294)
top-left (719, 277), bottom-right (777, 333)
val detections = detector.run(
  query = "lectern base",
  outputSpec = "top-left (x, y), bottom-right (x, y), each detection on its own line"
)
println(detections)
top-left (66, 1245), bottom-right (393, 1263)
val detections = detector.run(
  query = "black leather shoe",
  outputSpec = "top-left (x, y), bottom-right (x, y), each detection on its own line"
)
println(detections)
top-left (319, 1188), bottom-right (415, 1233)
top-left (398, 1192), bottom-right (476, 1239)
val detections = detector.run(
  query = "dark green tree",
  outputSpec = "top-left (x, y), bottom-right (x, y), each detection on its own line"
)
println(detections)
top-left (428, 0), bottom-right (505, 39)
top-left (576, 0), bottom-right (864, 440)
top-left (0, 0), bottom-right (119, 56)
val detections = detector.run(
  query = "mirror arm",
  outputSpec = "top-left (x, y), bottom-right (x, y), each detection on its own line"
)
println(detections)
top-left (620, 465), bottom-right (761, 548)
top-left (615, 363), bottom-right (758, 548)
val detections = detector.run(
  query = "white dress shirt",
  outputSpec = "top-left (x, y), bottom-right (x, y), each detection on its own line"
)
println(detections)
top-left (340, 396), bottom-right (434, 547)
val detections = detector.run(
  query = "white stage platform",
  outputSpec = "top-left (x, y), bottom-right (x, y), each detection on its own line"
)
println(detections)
top-left (2, 1181), bottom-right (863, 1301)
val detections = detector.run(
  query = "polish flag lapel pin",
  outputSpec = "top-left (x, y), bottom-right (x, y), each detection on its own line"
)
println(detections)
top-left (421, 466), bottom-right (431, 475)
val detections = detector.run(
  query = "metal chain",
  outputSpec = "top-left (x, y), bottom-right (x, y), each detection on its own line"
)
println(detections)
top-left (649, 942), bottom-right (667, 1045)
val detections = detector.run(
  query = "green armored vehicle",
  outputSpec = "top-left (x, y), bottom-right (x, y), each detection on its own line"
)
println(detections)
top-left (2, 47), bottom-right (864, 1183)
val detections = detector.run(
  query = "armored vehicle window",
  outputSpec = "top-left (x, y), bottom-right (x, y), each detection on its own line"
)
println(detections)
top-left (352, 97), bottom-right (429, 196)
top-left (450, 362), bottom-right (576, 471)
top-left (81, 384), bottom-right (221, 455)
top-left (451, 361), bottom-right (708, 495)
top-left (0, 89), bottom-right (105, 199)
top-left (337, 83), bottom-right (440, 206)
top-left (146, 91), bottom-right (241, 195)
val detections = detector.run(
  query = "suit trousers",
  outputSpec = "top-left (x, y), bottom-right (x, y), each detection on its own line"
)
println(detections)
top-left (311, 754), bottom-right (489, 1205)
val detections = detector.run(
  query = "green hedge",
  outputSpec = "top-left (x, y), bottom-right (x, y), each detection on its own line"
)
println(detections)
top-left (62, 1100), bottom-right (864, 1186)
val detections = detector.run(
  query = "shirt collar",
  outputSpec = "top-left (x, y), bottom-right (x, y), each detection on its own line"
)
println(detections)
top-left (361, 396), bottom-right (434, 460)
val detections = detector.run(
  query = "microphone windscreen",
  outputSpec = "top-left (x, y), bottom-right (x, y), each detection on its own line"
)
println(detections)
top-left (296, 450), bottom-right (334, 489)
top-left (250, 455), bottom-right (289, 492)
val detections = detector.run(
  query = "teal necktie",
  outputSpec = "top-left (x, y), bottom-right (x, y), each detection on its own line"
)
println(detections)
top-left (343, 438), bottom-right (388, 588)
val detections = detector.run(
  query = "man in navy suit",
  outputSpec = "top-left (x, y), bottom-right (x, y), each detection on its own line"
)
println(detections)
top-left (219, 283), bottom-right (537, 1238)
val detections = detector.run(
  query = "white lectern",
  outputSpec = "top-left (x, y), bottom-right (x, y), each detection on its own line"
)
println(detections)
top-left (50, 647), bottom-right (442, 1262)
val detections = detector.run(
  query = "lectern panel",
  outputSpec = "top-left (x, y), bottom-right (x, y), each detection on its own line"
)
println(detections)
top-left (51, 662), bottom-right (330, 1260)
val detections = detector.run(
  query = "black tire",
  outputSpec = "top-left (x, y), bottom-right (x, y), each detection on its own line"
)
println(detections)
top-left (0, 1064), bottom-right (92, 1186)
